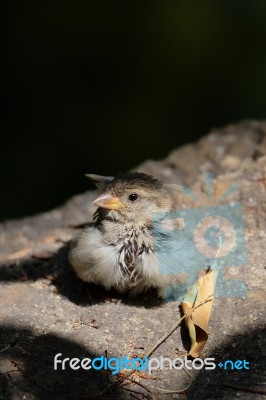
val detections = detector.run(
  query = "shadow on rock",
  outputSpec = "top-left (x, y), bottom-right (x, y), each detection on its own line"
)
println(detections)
top-left (0, 244), bottom-right (164, 309)
top-left (188, 326), bottom-right (266, 399)
top-left (0, 325), bottom-right (125, 400)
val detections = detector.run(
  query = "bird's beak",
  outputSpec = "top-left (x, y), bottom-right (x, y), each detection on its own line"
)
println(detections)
top-left (92, 191), bottom-right (124, 210)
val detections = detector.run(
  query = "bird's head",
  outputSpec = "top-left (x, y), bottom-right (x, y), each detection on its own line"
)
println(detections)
top-left (88, 172), bottom-right (176, 224)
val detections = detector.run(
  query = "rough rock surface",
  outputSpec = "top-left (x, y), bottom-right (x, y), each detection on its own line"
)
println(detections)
top-left (0, 120), bottom-right (265, 400)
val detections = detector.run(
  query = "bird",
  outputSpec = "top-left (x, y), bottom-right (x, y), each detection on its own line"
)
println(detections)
top-left (68, 171), bottom-right (183, 298)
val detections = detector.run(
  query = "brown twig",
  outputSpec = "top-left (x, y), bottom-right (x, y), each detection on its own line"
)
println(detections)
top-left (0, 344), bottom-right (10, 353)
top-left (146, 294), bottom-right (213, 358)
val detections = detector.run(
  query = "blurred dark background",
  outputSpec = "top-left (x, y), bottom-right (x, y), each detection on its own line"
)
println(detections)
top-left (2, 0), bottom-right (266, 222)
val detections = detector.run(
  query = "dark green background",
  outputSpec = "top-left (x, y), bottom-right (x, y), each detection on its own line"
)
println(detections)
top-left (2, 1), bottom-right (266, 221)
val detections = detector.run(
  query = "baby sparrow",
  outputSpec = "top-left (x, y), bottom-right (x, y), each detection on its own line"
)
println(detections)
top-left (68, 172), bottom-right (181, 298)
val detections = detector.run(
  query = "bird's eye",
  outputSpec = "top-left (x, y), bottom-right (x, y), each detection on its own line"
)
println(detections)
top-left (128, 193), bottom-right (138, 202)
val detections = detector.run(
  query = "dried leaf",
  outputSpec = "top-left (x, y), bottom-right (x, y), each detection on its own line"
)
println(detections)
top-left (181, 270), bottom-right (217, 357)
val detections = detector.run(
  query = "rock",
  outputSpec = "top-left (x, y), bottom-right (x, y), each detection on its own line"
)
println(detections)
top-left (0, 120), bottom-right (265, 399)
